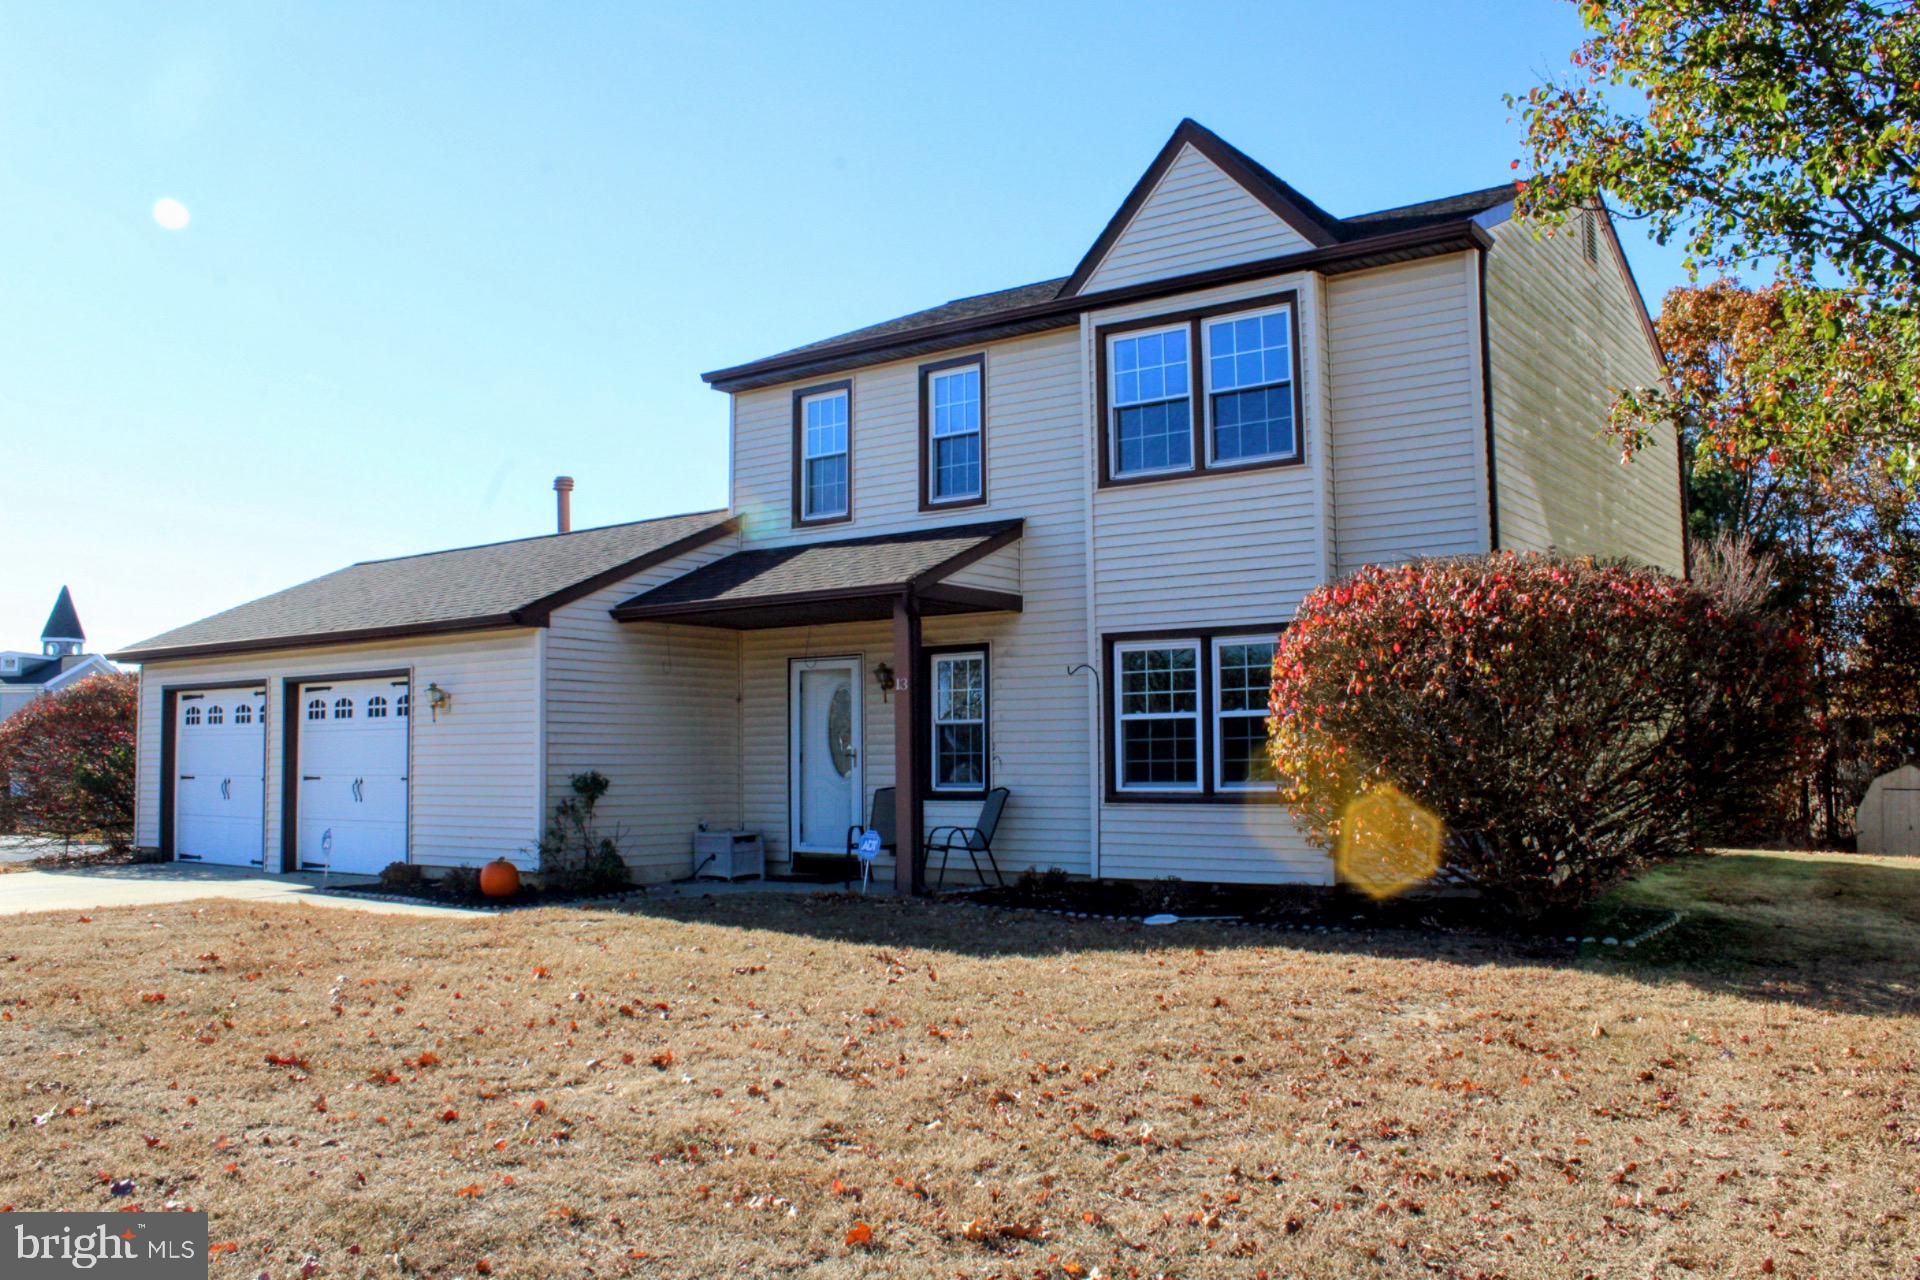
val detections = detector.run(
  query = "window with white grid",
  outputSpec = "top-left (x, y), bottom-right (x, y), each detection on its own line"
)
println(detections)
top-left (1109, 326), bottom-right (1193, 477)
top-left (799, 387), bottom-right (850, 520)
top-left (1115, 641), bottom-right (1201, 791)
top-left (1214, 637), bottom-right (1278, 790)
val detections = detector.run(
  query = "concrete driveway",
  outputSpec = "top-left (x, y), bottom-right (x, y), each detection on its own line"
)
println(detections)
top-left (0, 862), bottom-right (483, 917)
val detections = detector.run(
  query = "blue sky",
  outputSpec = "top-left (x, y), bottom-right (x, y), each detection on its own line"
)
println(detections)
top-left (0, 2), bottom-right (1691, 652)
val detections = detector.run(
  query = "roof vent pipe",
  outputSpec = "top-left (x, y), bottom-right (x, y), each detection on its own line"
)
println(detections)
top-left (554, 476), bottom-right (575, 534)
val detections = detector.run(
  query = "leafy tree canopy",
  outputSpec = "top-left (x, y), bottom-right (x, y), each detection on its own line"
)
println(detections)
top-left (1513, 0), bottom-right (1920, 293)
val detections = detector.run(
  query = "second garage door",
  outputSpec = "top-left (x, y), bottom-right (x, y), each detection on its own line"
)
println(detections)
top-left (296, 677), bottom-right (410, 874)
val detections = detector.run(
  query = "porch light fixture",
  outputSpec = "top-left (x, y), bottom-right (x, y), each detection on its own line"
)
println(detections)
top-left (425, 682), bottom-right (452, 721)
top-left (872, 661), bottom-right (896, 703)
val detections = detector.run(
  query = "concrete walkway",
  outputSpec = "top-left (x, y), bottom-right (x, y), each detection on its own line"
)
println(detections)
top-left (0, 862), bottom-right (484, 918)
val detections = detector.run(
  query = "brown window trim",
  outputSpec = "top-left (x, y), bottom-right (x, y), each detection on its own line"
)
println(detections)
top-left (923, 642), bottom-right (990, 799)
top-left (1101, 623), bottom-right (1288, 805)
top-left (918, 354), bottom-right (988, 512)
top-left (1094, 289), bottom-right (1306, 489)
top-left (791, 379), bottom-right (854, 528)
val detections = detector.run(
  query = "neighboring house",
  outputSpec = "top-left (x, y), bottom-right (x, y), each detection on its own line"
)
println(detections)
top-left (1, 587), bottom-right (118, 722)
top-left (114, 119), bottom-right (1684, 888)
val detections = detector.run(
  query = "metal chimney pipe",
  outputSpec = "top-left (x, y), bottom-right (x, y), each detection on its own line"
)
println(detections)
top-left (554, 476), bottom-right (575, 534)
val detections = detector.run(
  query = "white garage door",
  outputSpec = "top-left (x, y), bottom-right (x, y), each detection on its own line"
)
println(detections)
top-left (174, 688), bottom-right (266, 866)
top-left (296, 677), bottom-right (410, 874)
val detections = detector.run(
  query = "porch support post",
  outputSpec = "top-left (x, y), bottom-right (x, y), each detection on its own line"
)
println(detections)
top-left (892, 592), bottom-right (924, 895)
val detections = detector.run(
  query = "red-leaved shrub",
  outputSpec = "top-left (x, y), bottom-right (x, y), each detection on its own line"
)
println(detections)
top-left (0, 672), bottom-right (138, 849)
top-left (1268, 554), bottom-right (1812, 919)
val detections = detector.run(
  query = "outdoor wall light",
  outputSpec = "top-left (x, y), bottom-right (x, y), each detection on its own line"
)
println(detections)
top-left (425, 682), bottom-right (452, 721)
top-left (872, 662), bottom-right (896, 703)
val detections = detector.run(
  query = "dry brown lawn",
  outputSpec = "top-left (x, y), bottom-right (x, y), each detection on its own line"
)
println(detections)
top-left (1, 849), bottom-right (1916, 1279)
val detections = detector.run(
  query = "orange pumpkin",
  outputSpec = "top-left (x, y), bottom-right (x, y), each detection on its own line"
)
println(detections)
top-left (479, 859), bottom-right (521, 898)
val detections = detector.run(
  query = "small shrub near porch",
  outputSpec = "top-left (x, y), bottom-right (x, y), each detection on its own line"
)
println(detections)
top-left (1268, 553), bottom-right (1812, 919)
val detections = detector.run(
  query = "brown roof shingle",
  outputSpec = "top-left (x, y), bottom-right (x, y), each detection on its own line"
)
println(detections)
top-left (613, 519), bottom-right (1022, 626)
top-left (113, 511), bottom-right (737, 663)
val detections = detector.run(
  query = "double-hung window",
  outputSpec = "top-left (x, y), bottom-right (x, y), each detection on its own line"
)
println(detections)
top-left (796, 384), bottom-right (851, 523)
top-left (1109, 326), bottom-right (1193, 477)
top-left (1110, 630), bottom-right (1281, 798)
top-left (1205, 307), bottom-right (1296, 465)
top-left (1115, 641), bottom-right (1202, 792)
top-left (924, 359), bottom-right (984, 506)
top-left (1214, 637), bottom-right (1278, 790)
top-left (930, 649), bottom-right (988, 792)
top-left (1099, 292), bottom-right (1301, 484)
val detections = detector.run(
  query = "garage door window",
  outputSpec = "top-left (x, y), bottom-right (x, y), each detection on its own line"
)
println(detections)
top-left (184, 705), bottom-right (201, 726)
top-left (367, 695), bottom-right (388, 718)
top-left (333, 697), bottom-right (353, 719)
top-left (207, 704), bottom-right (224, 725)
top-left (306, 699), bottom-right (326, 720)
top-left (397, 693), bottom-right (409, 718)
top-left (233, 703), bottom-right (251, 725)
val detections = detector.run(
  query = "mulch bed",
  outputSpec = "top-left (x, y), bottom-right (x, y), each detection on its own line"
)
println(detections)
top-left (957, 874), bottom-right (1673, 945)
top-left (318, 878), bottom-right (646, 911)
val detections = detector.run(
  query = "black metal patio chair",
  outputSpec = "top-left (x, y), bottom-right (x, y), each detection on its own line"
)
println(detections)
top-left (923, 787), bottom-right (1009, 889)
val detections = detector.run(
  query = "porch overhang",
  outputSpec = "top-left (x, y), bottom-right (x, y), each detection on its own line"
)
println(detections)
top-left (609, 518), bottom-right (1023, 630)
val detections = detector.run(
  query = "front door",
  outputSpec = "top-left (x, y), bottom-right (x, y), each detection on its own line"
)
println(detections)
top-left (790, 657), bottom-right (861, 854)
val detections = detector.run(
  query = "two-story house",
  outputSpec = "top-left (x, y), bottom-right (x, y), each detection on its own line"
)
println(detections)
top-left (113, 120), bottom-right (1683, 888)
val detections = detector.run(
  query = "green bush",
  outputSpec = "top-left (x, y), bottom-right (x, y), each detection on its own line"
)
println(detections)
top-left (379, 862), bottom-right (423, 889)
top-left (439, 865), bottom-right (482, 901)
top-left (1269, 553), bottom-right (1814, 920)
top-left (535, 771), bottom-right (631, 896)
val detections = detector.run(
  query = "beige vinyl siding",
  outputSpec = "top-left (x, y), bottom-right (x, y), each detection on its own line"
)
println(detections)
top-left (131, 629), bottom-right (542, 869)
top-left (730, 326), bottom-right (1091, 880)
top-left (1484, 214), bottom-right (1685, 572)
top-left (944, 542), bottom-right (1021, 594)
top-left (731, 330), bottom-right (1081, 548)
top-left (1327, 252), bottom-right (1489, 573)
top-left (736, 612), bottom-right (1092, 880)
top-left (1079, 144), bottom-right (1314, 294)
top-left (1085, 273), bottom-right (1332, 883)
top-left (541, 536), bottom-right (743, 884)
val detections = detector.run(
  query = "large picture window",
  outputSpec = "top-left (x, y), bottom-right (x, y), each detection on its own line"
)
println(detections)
top-left (1097, 291), bottom-right (1303, 485)
top-left (930, 649), bottom-right (988, 793)
top-left (1115, 641), bottom-right (1202, 792)
top-left (922, 358), bottom-right (985, 507)
top-left (1107, 628), bottom-right (1282, 799)
top-left (793, 382), bottom-right (852, 524)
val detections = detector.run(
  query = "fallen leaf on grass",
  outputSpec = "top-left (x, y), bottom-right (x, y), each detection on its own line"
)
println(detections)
top-left (846, 1222), bottom-right (874, 1247)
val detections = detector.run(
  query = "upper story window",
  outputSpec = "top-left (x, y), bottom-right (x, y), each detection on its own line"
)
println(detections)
top-left (1205, 308), bottom-right (1296, 466)
top-left (1109, 326), bottom-right (1193, 477)
top-left (793, 381), bottom-right (852, 525)
top-left (1098, 291), bottom-right (1302, 486)
top-left (921, 357), bottom-right (985, 508)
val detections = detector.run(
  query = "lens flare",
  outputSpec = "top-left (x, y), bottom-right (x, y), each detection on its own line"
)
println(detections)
top-left (1336, 784), bottom-right (1443, 899)
top-left (152, 197), bottom-right (191, 231)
